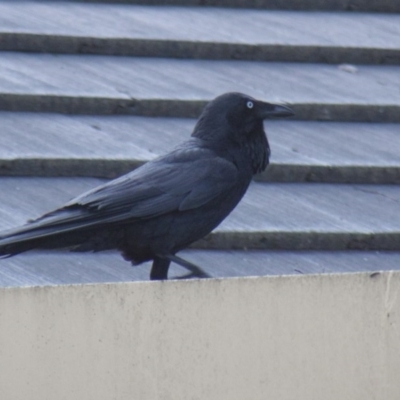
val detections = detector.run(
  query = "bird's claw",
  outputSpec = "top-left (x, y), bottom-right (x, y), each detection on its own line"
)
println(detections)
top-left (175, 271), bottom-right (211, 280)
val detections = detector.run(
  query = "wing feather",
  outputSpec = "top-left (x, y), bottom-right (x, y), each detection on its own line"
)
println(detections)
top-left (1, 146), bottom-right (238, 244)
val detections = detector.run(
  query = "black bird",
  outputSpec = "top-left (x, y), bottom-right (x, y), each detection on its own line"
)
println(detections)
top-left (0, 93), bottom-right (293, 280)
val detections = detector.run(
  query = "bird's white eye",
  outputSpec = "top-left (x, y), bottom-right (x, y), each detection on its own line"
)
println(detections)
top-left (246, 101), bottom-right (254, 109)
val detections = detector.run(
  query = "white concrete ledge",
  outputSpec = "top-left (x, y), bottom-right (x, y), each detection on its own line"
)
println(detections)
top-left (1, 271), bottom-right (399, 400)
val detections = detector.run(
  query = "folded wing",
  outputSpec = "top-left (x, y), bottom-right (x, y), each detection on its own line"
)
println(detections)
top-left (0, 147), bottom-right (238, 246)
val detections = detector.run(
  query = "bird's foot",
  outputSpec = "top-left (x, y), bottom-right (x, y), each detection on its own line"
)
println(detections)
top-left (165, 254), bottom-right (211, 280)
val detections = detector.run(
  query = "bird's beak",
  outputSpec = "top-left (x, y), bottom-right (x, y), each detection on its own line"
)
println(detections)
top-left (257, 102), bottom-right (294, 119)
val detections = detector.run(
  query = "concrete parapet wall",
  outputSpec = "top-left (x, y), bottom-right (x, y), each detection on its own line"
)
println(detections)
top-left (1, 272), bottom-right (399, 400)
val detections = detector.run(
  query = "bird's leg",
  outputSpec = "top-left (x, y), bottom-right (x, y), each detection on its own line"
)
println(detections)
top-left (150, 256), bottom-right (171, 280)
top-left (166, 254), bottom-right (211, 279)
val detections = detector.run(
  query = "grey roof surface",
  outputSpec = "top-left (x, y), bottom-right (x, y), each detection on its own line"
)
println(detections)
top-left (0, 177), bottom-right (399, 250)
top-left (0, 53), bottom-right (399, 106)
top-left (1, 4), bottom-right (400, 63)
top-left (0, 53), bottom-right (400, 121)
top-left (4, 0), bottom-right (400, 13)
top-left (1, 250), bottom-right (399, 288)
top-left (1, 113), bottom-right (400, 183)
top-left (0, 1), bottom-right (399, 286)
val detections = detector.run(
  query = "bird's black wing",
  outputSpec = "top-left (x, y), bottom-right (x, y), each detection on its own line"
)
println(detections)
top-left (69, 148), bottom-right (238, 219)
top-left (0, 147), bottom-right (238, 244)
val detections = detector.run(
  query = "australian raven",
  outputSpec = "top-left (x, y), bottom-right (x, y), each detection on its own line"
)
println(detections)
top-left (0, 93), bottom-right (293, 280)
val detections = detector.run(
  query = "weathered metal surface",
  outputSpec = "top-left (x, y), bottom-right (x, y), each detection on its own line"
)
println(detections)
top-left (1, 249), bottom-right (400, 287)
top-left (0, 177), bottom-right (399, 251)
top-left (1, 113), bottom-right (400, 183)
top-left (1, 4), bottom-right (400, 63)
top-left (5, 0), bottom-right (400, 13)
top-left (0, 0), bottom-right (398, 289)
top-left (0, 53), bottom-right (399, 121)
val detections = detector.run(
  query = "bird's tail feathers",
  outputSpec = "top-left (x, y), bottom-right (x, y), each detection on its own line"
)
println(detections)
top-left (0, 209), bottom-right (98, 257)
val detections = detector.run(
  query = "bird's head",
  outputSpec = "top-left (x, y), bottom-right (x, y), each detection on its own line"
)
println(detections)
top-left (192, 92), bottom-right (293, 143)
top-left (192, 92), bottom-right (294, 174)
